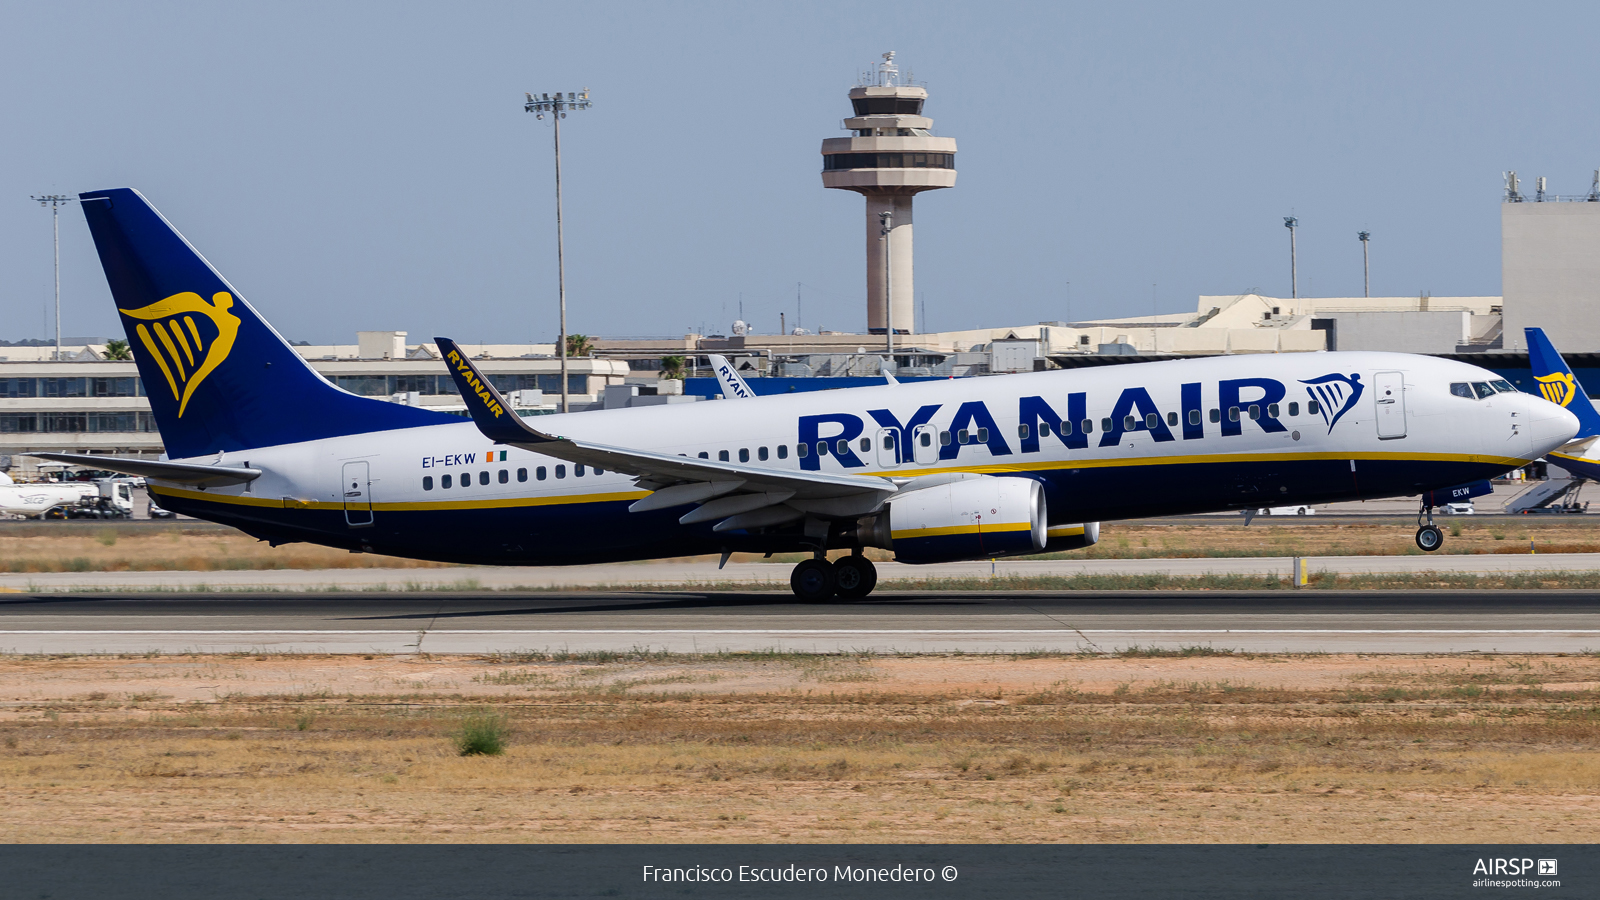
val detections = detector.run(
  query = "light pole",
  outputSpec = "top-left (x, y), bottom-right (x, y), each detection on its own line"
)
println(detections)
top-left (525, 89), bottom-right (593, 413)
top-left (879, 210), bottom-right (893, 356)
top-left (31, 195), bottom-right (75, 361)
top-left (1283, 216), bottom-right (1299, 300)
top-left (1358, 231), bottom-right (1371, 298)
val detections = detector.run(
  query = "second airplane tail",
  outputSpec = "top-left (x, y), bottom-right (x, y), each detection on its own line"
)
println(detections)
top-left (1526, 327), bottom-right (1600, 438)
top-left (79, 188), bottom-right (453, 459)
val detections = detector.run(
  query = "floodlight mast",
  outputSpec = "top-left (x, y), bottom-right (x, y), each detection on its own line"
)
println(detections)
top-left (525, 89), bottom-right (593, 413)
top-left (1358, 231), bottom-right (1371, 298)
top-left (31, 195), bottom-right (76, 361)
top-left (1283, 216), bottom-right (1299, 300)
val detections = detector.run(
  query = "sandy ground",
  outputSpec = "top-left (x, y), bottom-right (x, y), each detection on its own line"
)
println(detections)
top-left (1, 652), bottom-right (1596, 843)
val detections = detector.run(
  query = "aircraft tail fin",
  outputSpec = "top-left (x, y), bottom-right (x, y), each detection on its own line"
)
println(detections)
top-left (78, 188), bottom-right (453, 458)
top-left (1526, 327), bottom-right (1600, 437)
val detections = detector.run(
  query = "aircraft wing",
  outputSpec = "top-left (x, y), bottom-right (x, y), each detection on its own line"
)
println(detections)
top-left (26, 452), bottom-right (261, 487)
top-left (434, 339), bottom-right (896, 519)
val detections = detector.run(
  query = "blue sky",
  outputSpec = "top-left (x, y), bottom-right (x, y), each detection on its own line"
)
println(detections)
top-left (3, 1), bottom-right (1599, 344)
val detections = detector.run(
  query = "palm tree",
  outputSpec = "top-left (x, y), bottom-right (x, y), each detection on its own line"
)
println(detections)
top-left (660, 355), bottom-right (685, 379)
top-left (104, 339), bottom-right (133, 361)
top-left (565, 334), bottom-right (593, 357)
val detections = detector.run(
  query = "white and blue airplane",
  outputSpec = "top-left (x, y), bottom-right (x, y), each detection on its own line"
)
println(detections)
top-left (29, 188), bottom-right (1582, 599)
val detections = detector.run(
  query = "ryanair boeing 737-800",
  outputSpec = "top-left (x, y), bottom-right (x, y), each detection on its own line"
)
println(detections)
top-left (29, 189), bottom-right (1582, 599)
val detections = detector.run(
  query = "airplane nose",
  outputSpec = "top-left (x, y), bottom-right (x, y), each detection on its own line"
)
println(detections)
top-left (1526, 396), bottom-right (1580, 457)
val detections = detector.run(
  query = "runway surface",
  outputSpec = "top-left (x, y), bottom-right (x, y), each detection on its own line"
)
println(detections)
top-left (3, 590), bottom-right (1599, 654)
top-left (4, 552), bottom-right (1600, 593)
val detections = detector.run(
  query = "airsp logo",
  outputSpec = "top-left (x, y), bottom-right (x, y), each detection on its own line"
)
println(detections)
top-left (1300, 372), bottom-right (1364, 433)
top-left (118, 291), bottom-right (242, 417)
top-left (1535, 371), bottom-right (1577, 407)
top-left (1472, 858), bottom-right (1553, 876)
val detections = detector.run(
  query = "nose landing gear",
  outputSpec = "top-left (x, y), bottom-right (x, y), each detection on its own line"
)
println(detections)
top-left (1416, 501), bottom-right (1444, 552)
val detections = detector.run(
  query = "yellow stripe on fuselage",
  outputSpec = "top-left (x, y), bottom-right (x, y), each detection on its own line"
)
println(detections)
top-left (892, 522), bottom-right (1032, 540)
top-left (151, 485), bottom-right (650, 512)
top-left (149, 448), bottom-right (1525, 516)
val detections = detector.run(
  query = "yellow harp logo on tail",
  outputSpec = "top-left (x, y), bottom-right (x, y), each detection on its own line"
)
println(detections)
top-left (118, 292), bottom-right (242, 417)
top-left (1535, 371), bottom-right (1577, 407)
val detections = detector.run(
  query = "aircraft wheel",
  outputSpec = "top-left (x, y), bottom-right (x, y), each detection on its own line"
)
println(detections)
top-left (790, 559), bottom-right (836, 602)
top-left (1415, 525), bottom-right (1444, 552)
top-left (833, 555), bottom-right (878, 600)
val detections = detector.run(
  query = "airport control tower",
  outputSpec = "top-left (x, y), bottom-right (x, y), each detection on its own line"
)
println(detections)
top-left (821, 52), bottom-right (957, 335)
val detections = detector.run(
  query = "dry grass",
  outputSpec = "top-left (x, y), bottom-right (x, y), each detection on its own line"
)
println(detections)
top-left (1022, 519), bottom-right (1594, 559)
top-left (0, 524), bottom-right (450, 573)
top-left (1, 652), bottom-right (1597, 843)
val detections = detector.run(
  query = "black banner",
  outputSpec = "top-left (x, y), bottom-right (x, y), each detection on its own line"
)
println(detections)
top-left (2, 844), bottom-right (1591, 899)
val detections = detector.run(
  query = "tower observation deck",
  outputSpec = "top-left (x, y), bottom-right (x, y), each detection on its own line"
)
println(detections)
top-left (821, 52), bottom-right (956, 335)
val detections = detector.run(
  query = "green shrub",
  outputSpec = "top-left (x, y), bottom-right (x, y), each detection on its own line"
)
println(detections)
top-left (454, 713), bottom-right (509, 756)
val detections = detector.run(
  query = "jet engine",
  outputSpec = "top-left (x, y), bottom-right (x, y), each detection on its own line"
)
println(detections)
top-left (857, 475), bottom-right (1047, 564)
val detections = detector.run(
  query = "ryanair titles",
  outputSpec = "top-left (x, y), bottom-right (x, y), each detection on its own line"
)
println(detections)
top-left (797, 373), bottom-right (1363, 470)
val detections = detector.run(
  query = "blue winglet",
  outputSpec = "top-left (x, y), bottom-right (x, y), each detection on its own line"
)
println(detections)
top-left (1526, 328), bottom-right (1600, 437)
top-left (434, 337), bottom-right (555, 444)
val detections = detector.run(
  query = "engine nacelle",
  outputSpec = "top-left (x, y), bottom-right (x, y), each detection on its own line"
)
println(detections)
top-left (864, 475), bottom-right (1047, 564)
top-left (1042, 521), bottom-right (1099, 552)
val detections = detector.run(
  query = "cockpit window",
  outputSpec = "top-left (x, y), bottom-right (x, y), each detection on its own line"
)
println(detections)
top-left (1491, 380), bottom-right (1516, 393)
top-left (1449, 383), bottom-right (1473, 398)
top-left (1472, 382), bottom-right (1495, 399)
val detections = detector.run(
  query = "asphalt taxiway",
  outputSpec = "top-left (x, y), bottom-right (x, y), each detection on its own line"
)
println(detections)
top-left (2, 590), bottom-right (1597, 655)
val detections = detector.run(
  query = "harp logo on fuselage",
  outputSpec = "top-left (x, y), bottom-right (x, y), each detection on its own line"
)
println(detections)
top-left (117, 291), bottom-right (242, 417)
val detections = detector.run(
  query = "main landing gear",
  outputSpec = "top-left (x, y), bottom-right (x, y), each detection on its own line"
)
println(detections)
top-left (789, 553), bottom-right (878, 602)
top-left (1416, 501), bottom-right (1444, 552)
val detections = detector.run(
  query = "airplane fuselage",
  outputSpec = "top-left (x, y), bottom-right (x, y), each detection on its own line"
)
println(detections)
top-left (150, 350), bottom-right (1568, 565)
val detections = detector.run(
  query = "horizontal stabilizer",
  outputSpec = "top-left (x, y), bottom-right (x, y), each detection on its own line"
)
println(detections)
top-left (26, 452), bottom-right (260, 487)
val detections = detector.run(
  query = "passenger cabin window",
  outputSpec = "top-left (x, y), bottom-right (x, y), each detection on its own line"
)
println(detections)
top-left (459, 473), bottom-right (469, 488)
top-left (698, 452), bottom-right (709, 459)
top-left (575, 465), bottom-right (585, 477)
top-left (1189, 410), bottom-right (1202, 425)
top-left (499, 469), bottom-right (508, 484)
top-left (536, 466), bottom-right (546, 480)
top-left (479, 471), bottom-right (490, 485)
top-left (595, 468), bottom-right (603, 475)
top-left (957, 429), bottom-right (970, 444)
top-left (739, 448), bottom-right (749, 462)
top-left (1209, 408), bottom-right (1220, 423)
top-left (1146, 413), bottom-right (1159, 429)
top-left (816, 441), bottom-right (829, 456)
top-left (1039, 422), bottom-right (1052, 436)
top-left (1472, 382), bottom-right (1495, 399)
top-left (919, 432), bottom-right (932, 446)
top-left (940, 431), bottom-right (952, 445)
top-left (859, 437), bottom-right (871, 452)
top-left (1080, 419), bottom-right (1092, 434)
top-left (718, 451), bottom-right (729, 462)
top-left (835, 439), bottom-right (849, 455)
top-left (1248, 405), bottom-right (1260, 420)
top-left (1268, 403), bottom-right (1279, 417)
top-left (517, 468), bottom-right (528, 482)
top-left (1101, 417), bottom-right (1113, 432)
top-left (555, 465), bottom-right (566, 478)
top-left (1124, 415), bottom-right (1137, 430)
top-left (1166, 412), bottom-right (1178, 426)
top-left (778, 445), bottom-right (789, 459)
top-left (757, 447), bottom-right (768, 461)
top-left (1017, 424), bottom-right (1030, 439)
top-left (1307, 400), bottom-right (1321, 415)
top-left (423, 476), bottom-right (434, 491)
top-left (977, 428), bottom-right (989, 442)
top-left (442, 474), bottom-right (453, 489)
top-left (1288, 402), bottom-right (1299, 417)
top-left (1229, 407), bottom-right (1240, 422)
